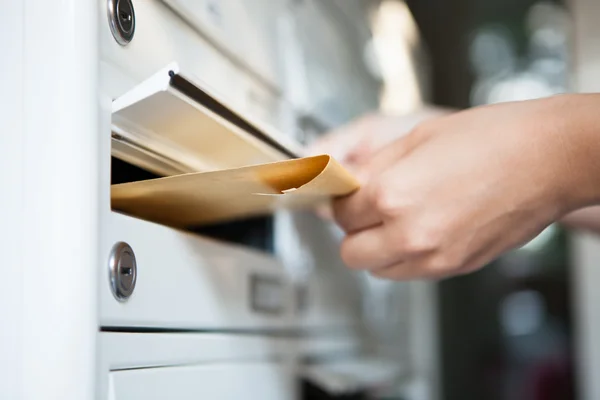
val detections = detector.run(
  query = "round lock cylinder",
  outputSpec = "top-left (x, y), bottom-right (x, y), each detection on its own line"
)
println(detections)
top-left (107, 0), bottom-right (135, 45)
top-left (108, 242), bottom-right (137, 301)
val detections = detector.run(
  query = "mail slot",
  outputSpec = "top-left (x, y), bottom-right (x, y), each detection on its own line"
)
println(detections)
top-left (109, 63), bottom-right (359, 231)
top-left (111, 156), bottom-right (274, 251)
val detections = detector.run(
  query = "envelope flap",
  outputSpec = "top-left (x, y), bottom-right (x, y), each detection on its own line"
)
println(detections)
top-left (111, 155), bottom-right (359, 227)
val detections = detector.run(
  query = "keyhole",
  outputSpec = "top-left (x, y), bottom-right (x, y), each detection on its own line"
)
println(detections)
top-left (109, 242), bottom-right (137, 301)
top-left (120, 12), bottom-right (131, 23)
top-left (115, 0), bottom-right (134, 34)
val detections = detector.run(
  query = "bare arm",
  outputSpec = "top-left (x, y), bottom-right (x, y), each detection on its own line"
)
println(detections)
top-left (562, 206), bottom-right (600, 234)
top-left (317, 94), bottom-right (600, 280)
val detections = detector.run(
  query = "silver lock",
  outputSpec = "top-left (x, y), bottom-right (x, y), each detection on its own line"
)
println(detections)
top-left (107, 0), bottom-right (135, 46)
top-left (108, 242), bottom-right (137, 301)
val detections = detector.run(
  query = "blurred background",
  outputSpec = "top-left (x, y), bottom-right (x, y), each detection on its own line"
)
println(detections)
top-left (368, 1), bottom-right (576, 399)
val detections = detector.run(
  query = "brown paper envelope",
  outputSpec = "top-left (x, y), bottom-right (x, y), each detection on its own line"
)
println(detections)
top-left (111, 155), bottom-right (360, 228)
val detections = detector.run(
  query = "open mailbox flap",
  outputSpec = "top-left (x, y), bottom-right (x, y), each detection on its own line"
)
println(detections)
top-left (111, 62), bottom-right (300, 174)
top-left (111, 63), bottom-right (360, 227)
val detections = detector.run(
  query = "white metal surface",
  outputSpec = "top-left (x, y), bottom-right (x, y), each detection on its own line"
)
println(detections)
top-left (101, 332), bottom-right (293, 372)
top-left (99, 332), bottom-right (359, 371)
top-left (100, 333), bottom-right (299, 400)
top-left (0, 1), bottom-right (100, 399)
top-left (99, 0), bottom-right (286, 135)
top-left (569, 1), bottom-right (600, 399)
top-left (100, 212), bottom-right (296, 329)
top-left (275, 211), bottom-right (364, 327)
top-left (96, 331), bottom-right (361, 399)
top-left (572, 232), bottom-right (600, 400)
top-left (100, 211), bottom-right (366, 331)
top-left (0, 2), bottom-right (24, 399)
top-left (109, 362), bottom-right (295, 400)
top-left (161, 0), bottom-right (284, 89)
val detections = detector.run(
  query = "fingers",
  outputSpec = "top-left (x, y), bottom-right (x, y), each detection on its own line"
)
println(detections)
top-left (340, 222), bottom-right (435, 271)
top-left (340, 224), bottom-right (393, 270)
top-left (370, 262), bottom-right (419, 280)
top-left (370, 262), bottom-right (446, 281)
top-left (366, 242), bottom-right (492, 281)
top-left (314, 125), bottom-right (421, 226)
top-left (333, 186), bottom-right (381, 233)
top-left (326, 120), bottom-right (451, 280)
top-left (332, 136), bottom-right (422, 233)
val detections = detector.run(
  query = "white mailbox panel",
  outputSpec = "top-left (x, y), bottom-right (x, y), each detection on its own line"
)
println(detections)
top-left (161, 0), bottom-right (284, 89)
top-left (100, 212), bottom-right (296, 329)
top-left (100, 0), bottom-right (285, 133)
top-left (98, 0), bottom-right (366, 332)
top-left (109, 362), bottom-right (295, 400)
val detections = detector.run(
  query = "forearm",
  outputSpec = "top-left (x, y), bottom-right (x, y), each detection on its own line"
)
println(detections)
top-left (551, 94), bottom-right (600, 213)
top-left (547, 94), bottom-right (600, 233)
top-left (561, 206), bottom-right (600, 234)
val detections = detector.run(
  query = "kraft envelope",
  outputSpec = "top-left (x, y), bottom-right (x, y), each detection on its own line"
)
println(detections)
top-left (111, 155), bottom-right (360, 227)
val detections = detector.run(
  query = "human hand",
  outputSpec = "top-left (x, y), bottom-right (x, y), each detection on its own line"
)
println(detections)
top-left (333, 95), bottom-right (600, 280)
top-left (309, 107), bottom-right (452, 172)
top-left (308, 107), bottom-right (452, 219)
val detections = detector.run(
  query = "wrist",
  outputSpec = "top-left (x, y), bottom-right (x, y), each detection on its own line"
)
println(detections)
top-left (547, 94), bottom-right (600, 213)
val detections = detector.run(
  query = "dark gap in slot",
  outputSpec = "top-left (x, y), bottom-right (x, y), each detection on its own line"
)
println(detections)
top-left (101, 325), bottom-right (350, 337)
top-left (110, 157), bottom-right (274, 253)
top-left (300, 379), bottom-right (370, 400)
top-left (188, 216), bottom-right (274, 253)
top-left (111, 156), bottom-right (161, 184)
